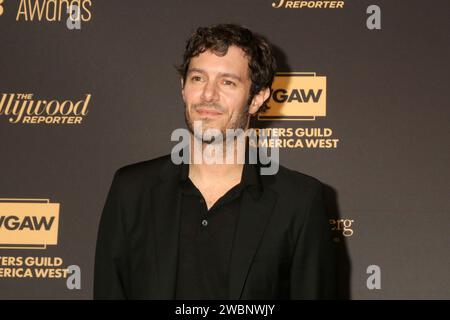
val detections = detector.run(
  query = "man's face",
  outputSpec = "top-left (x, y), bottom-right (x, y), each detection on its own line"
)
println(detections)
top-left (181, 45), bottom-right (255, 144)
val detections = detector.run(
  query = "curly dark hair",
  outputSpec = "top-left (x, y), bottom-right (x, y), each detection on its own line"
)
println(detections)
top-left (176, 23), bottom-right (277, 115)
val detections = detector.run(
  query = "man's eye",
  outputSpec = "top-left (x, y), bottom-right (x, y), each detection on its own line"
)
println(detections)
top-left (191, 76), bottom-right (202, 81)
top-left (223, 80), bottom-right (235, 86)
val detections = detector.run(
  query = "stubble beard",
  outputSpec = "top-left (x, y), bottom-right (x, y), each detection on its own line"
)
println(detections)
top-left (184, 102), bottom-right (250, 145)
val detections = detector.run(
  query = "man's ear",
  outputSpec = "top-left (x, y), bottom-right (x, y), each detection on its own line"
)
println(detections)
top-left (248, 87), bottom-right (271, 115)
top-left (180, 78), bottom-right (185, 100)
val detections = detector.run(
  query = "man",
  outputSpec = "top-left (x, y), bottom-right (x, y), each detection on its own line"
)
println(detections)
top-left (94, 24), bottom-right (336, 299)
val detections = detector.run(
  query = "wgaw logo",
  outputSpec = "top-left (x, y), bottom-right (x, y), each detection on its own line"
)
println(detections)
top-left (0, 198), bottom-right (60, 249)
top-left (254, 72), bottom-right (339, 149)
top-left (259, 72), bottom-right (326, 121)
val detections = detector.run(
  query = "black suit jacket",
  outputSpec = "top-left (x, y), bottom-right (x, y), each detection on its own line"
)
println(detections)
top-left (94, 154), bottom-right (337, 299)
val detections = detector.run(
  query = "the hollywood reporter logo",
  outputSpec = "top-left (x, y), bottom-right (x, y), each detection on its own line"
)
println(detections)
top-left (0, 93), bottom-right (91, 125)
top-left (272, 0), bottom-right (345, 9)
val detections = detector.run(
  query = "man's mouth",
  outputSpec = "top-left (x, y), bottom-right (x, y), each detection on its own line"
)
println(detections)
top-left (195, 108), bottom-right (223, 117)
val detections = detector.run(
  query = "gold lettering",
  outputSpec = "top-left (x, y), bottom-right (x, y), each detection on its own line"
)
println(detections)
top-left (16, 0), bottom-right (29, 20)
top-left (271, 0), bottom-right (285, 8)
top-left (46, 0), bottom-right (58, 21)
top-left (28, 0), bottom-right (46, 21)
top-left (81, 0), bottom-right (92, 21)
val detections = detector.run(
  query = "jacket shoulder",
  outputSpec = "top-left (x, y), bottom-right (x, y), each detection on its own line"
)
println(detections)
top-left (276, 164), bottom-right (323, 189)
top-left (269, 164), bottom-right (324, 201)
top-left (113, 154), bottom-right (171, 187)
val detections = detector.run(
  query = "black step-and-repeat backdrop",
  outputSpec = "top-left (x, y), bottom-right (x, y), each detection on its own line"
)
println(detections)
top-left (0, 0), bottom-right (449, 299)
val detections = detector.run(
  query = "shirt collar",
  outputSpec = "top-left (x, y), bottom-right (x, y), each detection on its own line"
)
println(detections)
top-left (179, 161), bottom-right (260, 188)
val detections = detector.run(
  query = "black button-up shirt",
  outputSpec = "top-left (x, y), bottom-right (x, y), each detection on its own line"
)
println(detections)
top-left (175, 162), bottom-right (261, 299)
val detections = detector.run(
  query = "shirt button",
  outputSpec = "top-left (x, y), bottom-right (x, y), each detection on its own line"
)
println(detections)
top-left (199, 198), bottom-right (205, 203)
top-left (201, 219), bottom-right (208, 227)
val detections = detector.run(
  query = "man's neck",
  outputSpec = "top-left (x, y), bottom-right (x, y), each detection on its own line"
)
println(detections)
top-left (188, 135), bottom-right (246, 186)
top-left (189, 163), bottom-right (244, 187)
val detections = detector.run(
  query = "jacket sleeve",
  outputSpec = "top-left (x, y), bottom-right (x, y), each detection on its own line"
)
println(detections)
top-left (289, 182), bottom-right (337, 299)
top-left (93, 169), bottom-right (129, 299)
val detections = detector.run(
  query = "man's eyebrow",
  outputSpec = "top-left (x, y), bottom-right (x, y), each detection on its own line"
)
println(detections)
top-left (187, 68), bottom-right (206, 75)
top-left (187, 68), bottom-right (243, 82)
top-left (220, 72), bottom-right (243, 82)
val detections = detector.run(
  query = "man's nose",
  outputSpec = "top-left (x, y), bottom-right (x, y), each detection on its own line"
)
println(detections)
top-left (201, 80), bottom-right (220, 102)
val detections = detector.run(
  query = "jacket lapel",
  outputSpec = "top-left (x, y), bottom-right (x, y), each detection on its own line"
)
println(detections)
top-left (228, 176), bottom-right (278, 299)
top-left (151, 159), bottom-right (183, 299)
